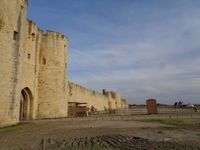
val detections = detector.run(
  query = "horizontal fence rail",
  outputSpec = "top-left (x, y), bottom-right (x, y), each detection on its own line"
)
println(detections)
top-left (66, 107), bottom-right (200, 121)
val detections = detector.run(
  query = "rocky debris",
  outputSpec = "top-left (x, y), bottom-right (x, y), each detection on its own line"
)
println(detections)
top-left (35, 135), bottom-right (200, 150)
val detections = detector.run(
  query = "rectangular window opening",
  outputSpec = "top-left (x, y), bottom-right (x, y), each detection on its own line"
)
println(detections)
top-left (13, 31), bottom-right (19, 40)
top-left (27, 53), bottom-right (31, 59)
top-left (42, 58), bottom-right (46, 65)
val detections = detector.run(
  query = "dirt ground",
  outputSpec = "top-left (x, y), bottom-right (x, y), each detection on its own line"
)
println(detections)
top-left (0, 118), bottom-right (200, 150)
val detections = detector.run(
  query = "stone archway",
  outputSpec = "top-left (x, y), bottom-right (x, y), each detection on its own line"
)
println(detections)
top-left (19, 87), bottom-right (33, 121)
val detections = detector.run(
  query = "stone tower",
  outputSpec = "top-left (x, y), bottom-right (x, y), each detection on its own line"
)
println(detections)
top-left (37, 31), bottom-right (69, 118)
top-left (0, 0), bottom-right (28, 126)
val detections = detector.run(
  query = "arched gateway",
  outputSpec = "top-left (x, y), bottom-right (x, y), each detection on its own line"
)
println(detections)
top-left (19, 88), bottom-right (34, 121)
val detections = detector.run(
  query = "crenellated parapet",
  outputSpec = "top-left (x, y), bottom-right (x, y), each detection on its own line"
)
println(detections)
top-left (21, 0), bottom-right (28, 5)
top-left (102, 89), bottom-right (124, 109)
top-left (42, 30), bottom-right (69, 43)
top-left (27, 20), bottom-right (39, 34)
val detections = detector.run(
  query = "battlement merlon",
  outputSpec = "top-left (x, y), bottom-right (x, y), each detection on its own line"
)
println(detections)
top-left (27, 20), bottom-right (40, 35)
top-left (102, 89), bottom-right (121, 100)
top-left (24, 0), bottom-right (28, 4)
top-left (21, 0), bottom-right (28, 6)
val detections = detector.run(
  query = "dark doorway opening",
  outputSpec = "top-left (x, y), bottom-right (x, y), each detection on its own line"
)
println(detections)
top-left (19, 88), bottom-right (33, 121)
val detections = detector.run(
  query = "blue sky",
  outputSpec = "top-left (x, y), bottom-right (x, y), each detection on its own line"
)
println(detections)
top-left (28, 0), bottom-right (200, 104)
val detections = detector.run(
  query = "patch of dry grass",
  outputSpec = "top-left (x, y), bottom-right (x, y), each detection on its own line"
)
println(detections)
top-left (0, 122), bottom-right (31, 133)
top-left (137, 119), bottom-right (200, 130)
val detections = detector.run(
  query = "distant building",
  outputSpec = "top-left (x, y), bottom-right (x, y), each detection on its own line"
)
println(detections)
top-left (146, 99), bottom-right (158, 114)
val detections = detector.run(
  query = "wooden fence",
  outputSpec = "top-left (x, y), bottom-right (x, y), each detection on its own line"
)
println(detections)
top-left (68, 107), bottom-right (200, 121)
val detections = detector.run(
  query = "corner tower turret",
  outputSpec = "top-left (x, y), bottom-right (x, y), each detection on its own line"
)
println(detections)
top-left (37, 31), bottom-right (69, 118)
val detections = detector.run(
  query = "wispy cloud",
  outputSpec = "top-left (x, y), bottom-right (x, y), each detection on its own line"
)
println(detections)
top-left (29, 0), bottom-right (200, 104)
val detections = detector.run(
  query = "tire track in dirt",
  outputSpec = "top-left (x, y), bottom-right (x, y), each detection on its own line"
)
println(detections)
top-left (25, 135), bottom-right (200, 150)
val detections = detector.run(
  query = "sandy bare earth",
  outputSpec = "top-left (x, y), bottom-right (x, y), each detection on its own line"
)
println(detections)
top-left (0, 118), bottom-right (200, 150)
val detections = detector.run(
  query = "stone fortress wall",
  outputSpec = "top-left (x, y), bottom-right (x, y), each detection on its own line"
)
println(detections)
top-left (68, 82), bottom-right (128, 111)
top-left (0, 0), bottom-right (128, 127)
top-left (0, 0), bottom-right (29, 126)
